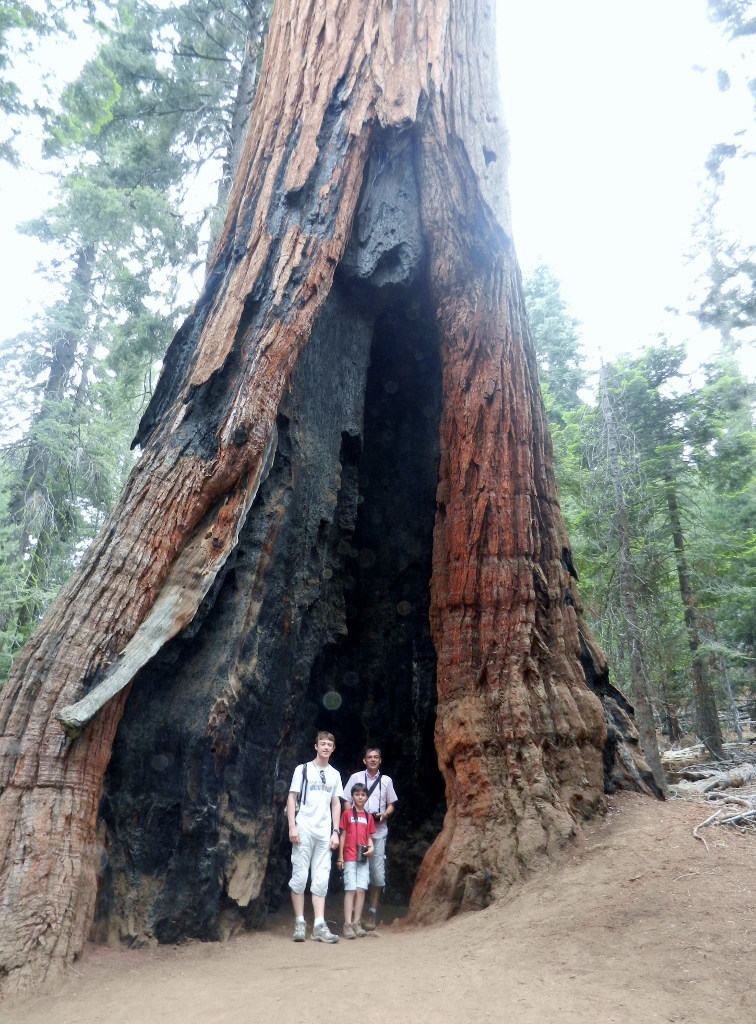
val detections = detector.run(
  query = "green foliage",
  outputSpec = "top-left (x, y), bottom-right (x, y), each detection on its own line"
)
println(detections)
top-left (523, 262), bottom-right (585, 418)
top-left (0, 0), bottom-right (73, 162)
top-left (0, 0), bottom-right (269, 677)
top-left (526, 264), bottom-right (756, 728)
top-left (0, 0), bottom-right (44, 162)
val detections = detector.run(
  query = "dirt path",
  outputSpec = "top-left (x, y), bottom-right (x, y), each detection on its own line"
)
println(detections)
top-left (5, 793), bottom-right (754, 1024)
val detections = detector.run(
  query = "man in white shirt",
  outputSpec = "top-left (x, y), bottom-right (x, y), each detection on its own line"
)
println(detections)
top-left (343, 746), bottom-right (398, 931)
top-left (287, 731), bottom-right (343, 943)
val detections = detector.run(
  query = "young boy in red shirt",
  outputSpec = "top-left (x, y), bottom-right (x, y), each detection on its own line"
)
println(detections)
top-left (337, 782), bottom-right (376, 938)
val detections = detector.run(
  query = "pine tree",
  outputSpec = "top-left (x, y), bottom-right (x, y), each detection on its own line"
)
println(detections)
top-left (523, 262), bottom-right (585, 421)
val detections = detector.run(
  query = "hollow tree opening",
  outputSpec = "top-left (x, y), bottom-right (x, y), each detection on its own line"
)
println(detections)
top-left (93, 141), bottom-right (446, 944)
top-left (0, 0), bottom-right (661, 992)
top-left (308, 291), bottom-right (446, 901)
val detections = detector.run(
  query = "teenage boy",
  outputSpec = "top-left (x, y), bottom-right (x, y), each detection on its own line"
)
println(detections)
top-left (343, 746), bottom-right (398, 931)
top-left (337, 782), bottom-right (375, 938)
top-left (287, 731), bottom-right (343, 943)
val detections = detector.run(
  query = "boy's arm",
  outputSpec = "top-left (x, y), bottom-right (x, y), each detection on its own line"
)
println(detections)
top-left (330, 794), bottom-right (341, 849)
top-left (337, 828), bottom-right (346, 867)
top-left (286, 791), bottom-right (299, 845)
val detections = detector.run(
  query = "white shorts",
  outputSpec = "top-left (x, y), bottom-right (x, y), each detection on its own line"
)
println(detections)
top-left (369, 836), bottom-right (386, 888)
top-left (289, 829), bottom-right (333, 897)
top-left (343, 859), bottom-right (370, 891)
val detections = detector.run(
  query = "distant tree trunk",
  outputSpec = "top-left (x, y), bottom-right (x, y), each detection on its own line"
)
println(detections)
top-left (9, 246), bottom-right (94, 549)
top-left (664, 476), bottom-right (724, 758)
top-left (0, 0), bottom-right (657, 991)
top-left (660, 679), bottom-right (683, 743)
top-left (1, 244), bottom-right (95, 638)
top-left (597, 368), bottom-right (667, 795)
top-left (720, 656), bottom-right (743, 742)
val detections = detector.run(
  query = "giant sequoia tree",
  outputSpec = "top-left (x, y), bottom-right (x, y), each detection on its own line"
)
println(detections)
top-left (0, 0), bottom-right (658, 993)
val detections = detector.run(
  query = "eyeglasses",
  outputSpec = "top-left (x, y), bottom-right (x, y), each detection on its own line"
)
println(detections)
top-left (319, 770), bottom-right (326, 785)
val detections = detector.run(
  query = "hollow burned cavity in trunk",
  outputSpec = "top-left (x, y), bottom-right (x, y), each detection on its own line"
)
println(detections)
top-left (94, 161), bottom-right (446, 944)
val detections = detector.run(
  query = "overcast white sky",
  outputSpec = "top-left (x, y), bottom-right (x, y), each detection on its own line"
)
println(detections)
top-left (497, 0), bottom-right (756, 375)
top-left (1, 0), bottom-right (755, 378)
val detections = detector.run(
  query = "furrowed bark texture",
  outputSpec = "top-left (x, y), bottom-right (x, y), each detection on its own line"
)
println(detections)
top-left (0, 0), bottom-right (655, 989)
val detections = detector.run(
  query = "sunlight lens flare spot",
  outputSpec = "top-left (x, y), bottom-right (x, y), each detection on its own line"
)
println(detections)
top-left (322, 691), bottom-right (343, 711)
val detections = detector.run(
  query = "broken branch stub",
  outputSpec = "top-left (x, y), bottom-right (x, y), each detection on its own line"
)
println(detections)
top-left (57, 428), bottom-right (277, 736)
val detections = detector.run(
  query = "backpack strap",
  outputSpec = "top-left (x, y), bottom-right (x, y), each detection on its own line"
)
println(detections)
top-left (297, 763), bottom-right (308, 809)
top-left (364, 771), bottom-right (381, 814)
top-left (352, 804), bottom-right (365, 847)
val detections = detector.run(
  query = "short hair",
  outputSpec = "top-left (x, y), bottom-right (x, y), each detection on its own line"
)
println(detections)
top-left (351, 782), bottom-right (368, 794)
top-left (364, 746), bottom-right (381, 758)
top-left (316, 730), bottom-right (336, 744)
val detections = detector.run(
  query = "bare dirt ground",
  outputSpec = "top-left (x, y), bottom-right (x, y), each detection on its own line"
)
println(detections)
top-left (4, 792), bottom-right (754, 1024)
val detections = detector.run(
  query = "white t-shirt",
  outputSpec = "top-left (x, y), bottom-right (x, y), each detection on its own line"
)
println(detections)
top-left (290, 761), bottom-right (343, 841)
top-left (344, 771), bottom-right (398, 841)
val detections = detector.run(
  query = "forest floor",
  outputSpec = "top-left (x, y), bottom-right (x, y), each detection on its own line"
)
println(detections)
top-left (4, 791), bottom-right (755, 1024)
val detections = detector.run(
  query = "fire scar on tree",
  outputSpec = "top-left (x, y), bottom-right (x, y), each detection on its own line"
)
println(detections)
top-left (0, 0), bottom-right (661, 995)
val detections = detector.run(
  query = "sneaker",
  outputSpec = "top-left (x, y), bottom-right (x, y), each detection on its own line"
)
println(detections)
top-left (311, 922), bottom-right (339, 944)
top-left (353, 921), bottom-right (367, 937)
top-left (343, 922), bottom-right (356, 939)
top-left (292, 920), bottom-right (306, 942)
top-left (364, 913), bottom-right (377, 932)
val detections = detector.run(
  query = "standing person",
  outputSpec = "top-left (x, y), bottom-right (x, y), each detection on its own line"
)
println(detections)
top-left (344, 747), bottom-right (398, 931)
top-left (287, 731), bottom-right (342, 943)
top-left (336, 782), bottom-right (375, 938)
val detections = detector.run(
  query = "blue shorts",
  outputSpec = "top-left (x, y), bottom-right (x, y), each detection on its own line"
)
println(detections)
top-left (342, 858), bottom-right (370, 891)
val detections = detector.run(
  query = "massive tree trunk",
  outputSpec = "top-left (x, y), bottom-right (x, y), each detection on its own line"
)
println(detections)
top-left (0, 0), bottom-right (657, 992)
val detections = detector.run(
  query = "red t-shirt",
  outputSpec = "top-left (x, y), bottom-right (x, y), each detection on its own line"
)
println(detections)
top-left (339, 807), bottom-right (376, 861)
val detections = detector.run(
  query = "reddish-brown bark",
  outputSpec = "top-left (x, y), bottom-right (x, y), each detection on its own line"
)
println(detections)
top-left (0, 0), bottom-right (654, 990)
top-left (407, 129), bottom-right (607, 918)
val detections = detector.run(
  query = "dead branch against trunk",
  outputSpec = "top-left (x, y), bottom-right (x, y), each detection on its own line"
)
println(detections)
top-left (57, 428), bottom-right (278, 736)
top-left (0, 0), bottom-right (658, 991)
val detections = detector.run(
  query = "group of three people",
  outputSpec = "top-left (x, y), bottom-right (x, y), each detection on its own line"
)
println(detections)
top-left (286, 731), bottom-right (398, 943)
